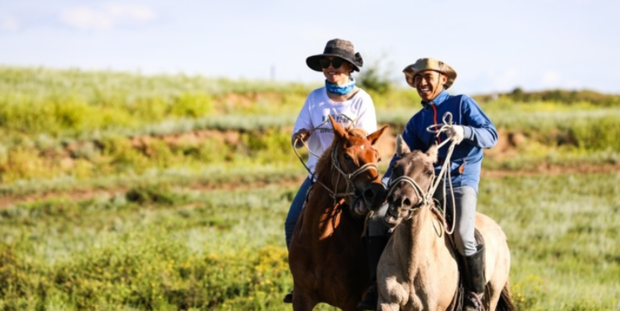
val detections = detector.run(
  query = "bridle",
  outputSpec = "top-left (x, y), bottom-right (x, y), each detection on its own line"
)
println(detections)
top-left (386, 172), bottom-right (455, 236)
top-left (328, 144), bottom-right (379, 205)
top-left (292, 113), bottom-right (379, 206)
top-left (386, 174), bottom-right (435, 220)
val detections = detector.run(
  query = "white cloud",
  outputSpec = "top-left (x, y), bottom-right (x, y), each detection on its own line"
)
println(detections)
top-left (104, 3), bottom-right (157, 22)
top-left (60, 3), bottom-right (157, 31)
top-left (0, 16), bottom-right (19, 32)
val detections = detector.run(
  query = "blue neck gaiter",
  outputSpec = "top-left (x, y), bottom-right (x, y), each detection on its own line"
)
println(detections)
top-left (325, 78), bottom-right (356, 95)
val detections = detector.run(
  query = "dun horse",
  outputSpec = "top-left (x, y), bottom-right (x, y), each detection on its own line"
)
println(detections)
top-left (376, 136), bottom-right (513, 311)
top-left (288, 115), bottom-right (388, 311)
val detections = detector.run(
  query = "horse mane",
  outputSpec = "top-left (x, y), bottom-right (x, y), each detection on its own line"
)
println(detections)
top-left (314, 127), bottom-right (368, 184)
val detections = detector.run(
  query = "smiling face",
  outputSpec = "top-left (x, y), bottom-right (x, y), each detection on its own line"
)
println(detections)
top-left (412, 70), bottom-right (448, 101)
top-left (321, 57), bottom-right (354, 85)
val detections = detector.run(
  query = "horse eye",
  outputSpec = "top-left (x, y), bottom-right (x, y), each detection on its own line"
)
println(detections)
top-left (344, 153), bottom-right (352, 161)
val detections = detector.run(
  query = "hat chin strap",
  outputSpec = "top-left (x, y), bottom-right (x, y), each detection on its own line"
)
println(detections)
top-left (434, 74), bottom-right (448, 97)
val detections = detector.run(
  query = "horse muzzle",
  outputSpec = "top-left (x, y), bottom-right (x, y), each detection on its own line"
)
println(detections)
top-left (383, 206), bottom-right (403, 228)
top-left (362, 182), bottom-right (388, 211)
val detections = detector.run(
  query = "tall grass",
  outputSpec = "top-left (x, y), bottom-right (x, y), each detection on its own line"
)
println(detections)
top-left (0, 173), bottom-right (618, 310)
top-left (479, 172), bottom-right (620, 310)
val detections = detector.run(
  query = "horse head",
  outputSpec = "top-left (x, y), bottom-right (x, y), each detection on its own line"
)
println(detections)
top-left (327, 115), bottom-right (388, 217)
top-left (384, 134), bottom-right (438, 228)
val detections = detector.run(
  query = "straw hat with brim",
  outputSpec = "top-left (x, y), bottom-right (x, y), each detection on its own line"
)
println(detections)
top-left (306, 38), bottom-right (363, 72)
top-left (403, 57), bottom-right (457, 89)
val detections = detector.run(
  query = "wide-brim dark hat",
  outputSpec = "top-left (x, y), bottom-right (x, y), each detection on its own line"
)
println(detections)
top-left (306, 38), bottom-right (363, 72)
top-left (403, 57), bottom-right (457, 89)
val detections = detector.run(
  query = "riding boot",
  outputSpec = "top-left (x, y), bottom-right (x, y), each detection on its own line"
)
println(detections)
top-left (464, 244), bottom-right (486, 311)
top-left (283, 290), bottom-right (293, 303)
top-left (357, 235), bottom-right (389, 310)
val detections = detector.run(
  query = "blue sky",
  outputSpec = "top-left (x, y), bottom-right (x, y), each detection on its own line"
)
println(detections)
top-left (1, 0), bottom-right (619, 95)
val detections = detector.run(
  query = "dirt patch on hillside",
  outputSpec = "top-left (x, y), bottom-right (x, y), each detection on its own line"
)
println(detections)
top-left (2, 163), bottom-right (618, 209)
top-left (1, 126), bottom-right (617, 209)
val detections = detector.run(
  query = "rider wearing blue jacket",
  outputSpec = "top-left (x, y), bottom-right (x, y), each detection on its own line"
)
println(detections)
top-left (360, 58), bottom-right (497, 311)
top-left (384, 89), bottom-right (497, 192)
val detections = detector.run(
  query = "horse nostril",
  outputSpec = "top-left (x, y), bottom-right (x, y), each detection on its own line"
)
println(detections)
top-left (363, 188), bottom-right (376, 201)
top-left (403, 197), bottom-right (412, 207)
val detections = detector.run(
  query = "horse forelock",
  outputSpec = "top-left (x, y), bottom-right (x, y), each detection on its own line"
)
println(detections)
top-left (348, 127), bottom-right (367, 138)
top-left (396, 150), bottom-right (433, 173)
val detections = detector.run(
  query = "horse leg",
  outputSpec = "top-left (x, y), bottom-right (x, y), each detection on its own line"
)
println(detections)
top-left (493, 283), bottom-right (515, 311)
top-left (378, 296), bottom-right (400, 311)
top-left (291, 292), bottom-right (318, 311)
top-left (486, 245), bottom-right (513, 310)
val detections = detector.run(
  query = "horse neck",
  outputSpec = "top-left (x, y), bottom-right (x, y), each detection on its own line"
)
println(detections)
top-left (301, 157), bottom-right (354, 239)
top-left (396, 205), bottom-right (445, 272)
top-left (314, 151), bottom-right (349, 204)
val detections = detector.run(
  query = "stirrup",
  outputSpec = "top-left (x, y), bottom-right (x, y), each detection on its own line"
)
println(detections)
top-left (464, 292), bottom-right (484, 311)
top-left (357, 285), bottom-right (378, 310)
top-left (283, 290), bottom-right (293, 303)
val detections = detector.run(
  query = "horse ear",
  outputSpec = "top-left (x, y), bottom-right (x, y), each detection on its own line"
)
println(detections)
top-left (426, 143), bottom-right (439, 162)
top-left (395, 134), bottom-right (410, 156)
top-left (366, 125), bottom-right (388, 145)
top-left (329, 115), bottom-right (347, 140)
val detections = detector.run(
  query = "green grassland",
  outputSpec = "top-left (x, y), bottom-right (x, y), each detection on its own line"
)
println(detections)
top-left (1, 66), bottom-right (620, 310)
top-left (1, 173), bottom-right (619, 310)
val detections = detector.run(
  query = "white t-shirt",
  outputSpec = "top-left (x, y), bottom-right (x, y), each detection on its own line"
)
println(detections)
top-left (292, 87), bottom-right (378, 175)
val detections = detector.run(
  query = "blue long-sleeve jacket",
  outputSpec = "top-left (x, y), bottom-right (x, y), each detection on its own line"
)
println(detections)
top-left (384, 90), bottom-right (497, 193)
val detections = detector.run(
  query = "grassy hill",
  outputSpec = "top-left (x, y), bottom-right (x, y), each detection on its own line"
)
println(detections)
top-left (1, 66), bottom-right (619, 310)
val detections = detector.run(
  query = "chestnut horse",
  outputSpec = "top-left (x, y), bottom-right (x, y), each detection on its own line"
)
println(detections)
top-left (288, 115), bottom-right (388, 311)
top-left (376, 136), bottom-right (514, 311)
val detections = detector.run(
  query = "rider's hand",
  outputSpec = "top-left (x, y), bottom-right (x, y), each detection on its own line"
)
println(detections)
top-left (445, 125), bottom-right (464, 144)
top-left (292, 129), bottom-right (311, 148)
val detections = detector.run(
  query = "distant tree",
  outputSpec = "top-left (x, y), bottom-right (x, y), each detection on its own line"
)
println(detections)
top-left (357, 57), bottom-right (395, 95)
top-left (510, 87), bottom-right (525, 101)
top-left (511, 87), bottom-right (524, 96)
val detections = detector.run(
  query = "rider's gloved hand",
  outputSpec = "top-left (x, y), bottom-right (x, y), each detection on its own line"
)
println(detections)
top-left (292, 129), bottom-right (311, 148)
top-left (445, 125), bottom-right (464, 144)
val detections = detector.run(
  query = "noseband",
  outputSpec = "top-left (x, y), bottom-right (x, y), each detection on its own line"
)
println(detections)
top-left (386, 174), bottom-right (435, 220)
top-left (329, 146), bottom-right (378, 204)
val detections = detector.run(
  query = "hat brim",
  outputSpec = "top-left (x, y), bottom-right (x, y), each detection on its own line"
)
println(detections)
top-left (307, 54), bottom-right (361, 72)
top-left (403, 63), bottom-right (457, 90)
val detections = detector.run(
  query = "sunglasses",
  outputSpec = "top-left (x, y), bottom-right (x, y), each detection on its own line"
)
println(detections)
top-left (319, 57), bottom-right (345, 69)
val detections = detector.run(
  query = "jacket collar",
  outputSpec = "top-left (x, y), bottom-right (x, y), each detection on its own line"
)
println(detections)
top-left (421, 90), bottom-right (449, 108)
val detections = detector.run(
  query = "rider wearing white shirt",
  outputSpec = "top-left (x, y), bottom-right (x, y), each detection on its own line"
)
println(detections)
top-left (292, 87), bottom-right (377, 176)
top-left (283, 38), bottom-right (378, 304)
